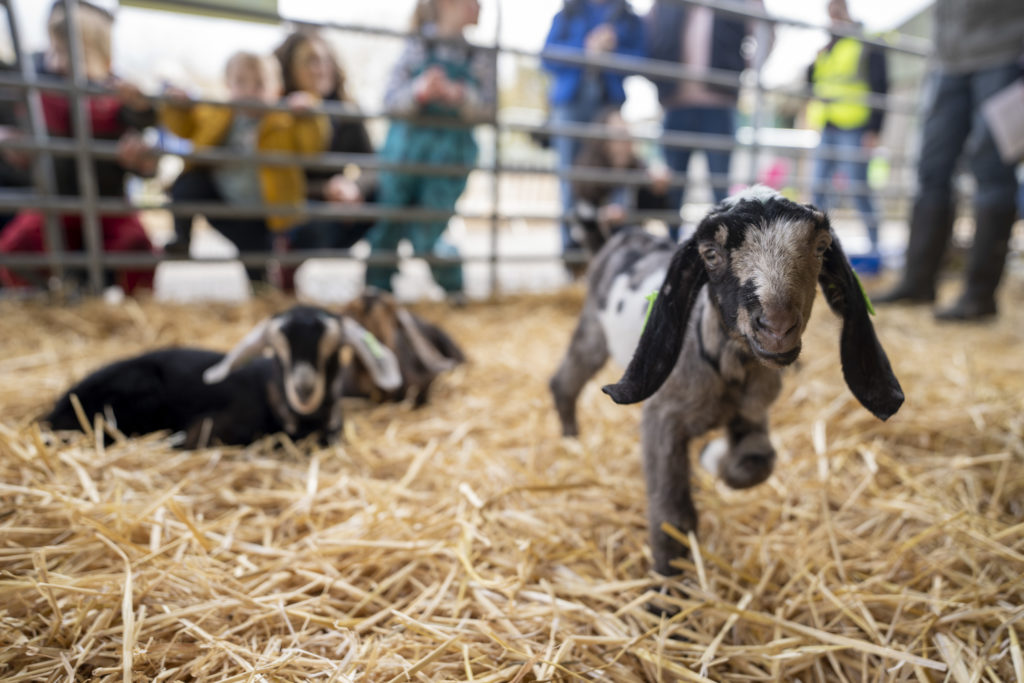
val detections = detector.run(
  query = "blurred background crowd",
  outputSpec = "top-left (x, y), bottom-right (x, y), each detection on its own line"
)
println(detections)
top-left (0, 0), bottom-right (1021, 319)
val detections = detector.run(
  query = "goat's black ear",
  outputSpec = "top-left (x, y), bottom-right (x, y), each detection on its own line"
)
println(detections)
top-left (413, 315), bottom-right (467, 364)
top-left (396, 308), bottom-right (458, 374)
top-left (602, 238), bottom-right (708, 404)
top-left (818, 230), bottom-right (904, 420)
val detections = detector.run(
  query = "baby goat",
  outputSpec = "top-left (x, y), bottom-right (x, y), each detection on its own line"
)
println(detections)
top-left (341, 288), bottom-right (465, 407)
top-left (550, 187), bottom-right (904, 575)
top-left (46, 306), bottom-right (401, 447)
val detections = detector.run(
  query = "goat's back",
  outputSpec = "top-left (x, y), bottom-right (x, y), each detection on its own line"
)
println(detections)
top-left (587, 229), bottom-right (678, 367)
top-left (45, 348), bottom-right (268, 438)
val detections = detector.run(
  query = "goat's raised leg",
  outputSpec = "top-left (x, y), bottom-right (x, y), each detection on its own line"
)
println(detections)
top-left (700, 414), bottom-right (776, 489)
top-left (549, 305), bottom-right (608, 437)
top-left (641, 403), bottom-right (697, 576)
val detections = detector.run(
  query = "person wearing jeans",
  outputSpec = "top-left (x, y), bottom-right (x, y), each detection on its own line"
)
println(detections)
top-left (646, 0), bottom-right (772, 239)
top-left (876, 0), bottom-right (1023, 321)
top-left (807, 0), bottom-right (887, 256)
top-left (541, 0), bottom-right (646, 262)
top-left (811, 127), bottom-right (881, 254)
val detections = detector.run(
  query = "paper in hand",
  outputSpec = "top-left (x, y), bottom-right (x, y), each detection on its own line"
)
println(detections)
top-left (981, 79), bottom-right (1024, 164)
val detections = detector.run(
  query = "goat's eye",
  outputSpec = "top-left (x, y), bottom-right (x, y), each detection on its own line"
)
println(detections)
top-left (814, 235), bottom-right (832, 257)
top-left (700, 247), bottom-right (723, 268)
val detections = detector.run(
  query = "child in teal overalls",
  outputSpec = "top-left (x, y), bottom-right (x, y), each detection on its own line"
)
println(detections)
top-left (365, 0), bottom-right (495, 297)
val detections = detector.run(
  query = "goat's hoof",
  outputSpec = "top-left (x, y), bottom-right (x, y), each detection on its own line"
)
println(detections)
top-left (723, 453), bottom-right (775, 489)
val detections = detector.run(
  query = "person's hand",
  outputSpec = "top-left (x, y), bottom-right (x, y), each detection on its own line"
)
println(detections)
top-left (112, 79), bottom-right (151, 112)
top-left (584, 24), bottom-right (617, 54)
top-left (286, 91), bottom-right (318, 112)
top-left (862, 131), bottom-right (880, 150)
top-left (414, 66), bottom-right (447, 104)
top-left (162, 84), bottom-right (192, 106)
top-left (116, 131), bottom-right (157, 175)
top-left (599, 203), bottom-right (627, 226)
top-left (441, 78), bottom-right (466, 106)
top-left (648, 163), bottom-right (671, 195)
top-left (0, 126), bottom-right (31, 169)
top-left (324, 174), bottom-right (363, 203)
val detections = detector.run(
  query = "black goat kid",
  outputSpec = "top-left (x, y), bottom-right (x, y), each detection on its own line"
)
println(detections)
top-left (46, 306), bottom-right (401, 447)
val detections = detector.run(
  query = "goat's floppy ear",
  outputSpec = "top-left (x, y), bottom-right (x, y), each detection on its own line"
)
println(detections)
top-left (204, 317), bottom-right (272, 384)
top-left (602, 238), bottom-right (708, 404)
top-left (396, 308), bottom-right (458, 374)
top-left (340, 317), bottom-right (403, 392)
top-left (415, 316), bottom-right (466, 364)
top-left (817, 229), bottom-right (904, 420)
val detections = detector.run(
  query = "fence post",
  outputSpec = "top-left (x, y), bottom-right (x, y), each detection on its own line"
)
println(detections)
top-left (747, 16), bottom-right (766, 190)
top-left (4, 0), bottom-right (66, 290)
top-left (61, 0), bottom-right (105, 294)
top-left (488, 6), bottom-right (503, 299)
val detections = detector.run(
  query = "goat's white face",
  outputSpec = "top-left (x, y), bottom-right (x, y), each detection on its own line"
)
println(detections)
top-left (697, 198), bottom-right (831, 367)
top-left (268, 314), bottom-right (342, 417)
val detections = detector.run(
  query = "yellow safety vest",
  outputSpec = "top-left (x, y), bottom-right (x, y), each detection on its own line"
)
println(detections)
top-left (808, 37), bottom-right (871, 130)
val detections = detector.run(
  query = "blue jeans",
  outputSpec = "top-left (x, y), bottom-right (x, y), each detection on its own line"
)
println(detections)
top-left (663, 105), bottom-right (736, 233)
top-left (551, 78), bottom-right (616, 253)
top-left (812, 126), bottom-right (879, 250)
top-left (917, 63), bottom-right (1021, 212)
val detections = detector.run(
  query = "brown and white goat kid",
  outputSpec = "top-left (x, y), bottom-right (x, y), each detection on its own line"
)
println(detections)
top-left (550, 186), bottom-right (904, 575)
top-left (341, 288), bottom-right (466, 407)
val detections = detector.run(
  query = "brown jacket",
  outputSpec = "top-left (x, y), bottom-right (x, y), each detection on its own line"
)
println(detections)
top-left (161, 101), bottom-right (329, 231)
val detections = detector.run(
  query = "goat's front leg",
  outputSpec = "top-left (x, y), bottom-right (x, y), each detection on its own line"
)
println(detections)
top-left (549, 304), bottom-right (609, 437)
top-left (321, 374), bottom-right (345, 446)
top-left (699, 369), bottom-right (780, 489)
top-left (266, 380), bottom-right (298, 436)
top-left (641, 402), bottom-right (697, 576)
top-left (700, 414), bottom-right (776, 489)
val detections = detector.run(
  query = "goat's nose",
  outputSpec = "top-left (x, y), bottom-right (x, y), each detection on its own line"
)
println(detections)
top-left (755, 308), bottom-right (799, 340)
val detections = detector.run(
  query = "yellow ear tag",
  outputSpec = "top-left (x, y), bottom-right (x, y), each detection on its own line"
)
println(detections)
top-left (854, 272), bottom-right (876, 316)
top-left (641, 290), bottom-right (658, 333)
top-left (363, 330), bottom-right (385, 359)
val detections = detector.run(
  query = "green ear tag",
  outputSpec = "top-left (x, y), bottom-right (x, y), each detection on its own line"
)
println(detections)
top-left (641, 290), bottom-right (659, 333)
top-left (854, 272), bottom-right (876, 316)
top-left (363, 330), bottom-right (385, 359)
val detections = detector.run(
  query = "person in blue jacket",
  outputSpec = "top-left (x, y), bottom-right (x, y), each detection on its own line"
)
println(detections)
top-left (541, 0), bottom-right (646, 271)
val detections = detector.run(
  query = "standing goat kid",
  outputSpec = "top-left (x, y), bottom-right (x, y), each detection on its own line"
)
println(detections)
top-left (550, 187), bottom-right (904, 575)
top-left (46, 306), bottom-right (401, 447)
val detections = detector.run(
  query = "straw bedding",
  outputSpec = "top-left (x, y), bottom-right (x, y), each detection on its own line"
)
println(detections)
top-left (0, 282), bottom-right (1022, 682)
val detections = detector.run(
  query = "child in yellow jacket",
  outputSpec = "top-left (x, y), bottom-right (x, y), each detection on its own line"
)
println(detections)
top-left (161, 52), bottom-right (329, 279)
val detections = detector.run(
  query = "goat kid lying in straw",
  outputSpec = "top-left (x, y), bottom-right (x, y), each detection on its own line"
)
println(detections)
top-left (340, 287), bottom-right (466, 407)
top-left (46, 306), bottom-right (402, 448)
top-left (550, 186), bottom-right (904, 575)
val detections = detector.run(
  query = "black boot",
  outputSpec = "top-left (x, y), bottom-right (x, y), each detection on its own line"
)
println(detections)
top-left (874, 199), bottom-right (954, 305)
top-left (164, 213), bottom-right (192, 257)
top-left (935, 204), bottom-right (1017, 321)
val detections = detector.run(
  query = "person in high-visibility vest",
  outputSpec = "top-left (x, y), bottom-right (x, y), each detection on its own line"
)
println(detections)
top-left (875, 0), bottom-right (1023, 321)
top-left (806, 0), bottom-right (888, 257)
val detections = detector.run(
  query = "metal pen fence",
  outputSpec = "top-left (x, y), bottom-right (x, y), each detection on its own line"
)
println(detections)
top-left (0, 0), bottom-right (931, 297)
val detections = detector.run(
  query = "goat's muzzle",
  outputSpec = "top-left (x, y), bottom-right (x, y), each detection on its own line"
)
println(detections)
top-left (286, 362), bottom-right (324, 415)
top-left (749, 306), bottom-right (803, 365)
